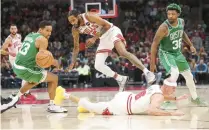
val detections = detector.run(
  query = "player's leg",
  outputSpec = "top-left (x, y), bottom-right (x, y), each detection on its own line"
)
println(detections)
top-left (111, 27), bottom-right (155, 84)
top-left (54, 86), bottom-right (110, 114)
top-left (94, 52), bottom-right (127, 91)
top-left (177, 55), bottom-right (208, 106)
top-left (158, 50), bottom-right (180, 81)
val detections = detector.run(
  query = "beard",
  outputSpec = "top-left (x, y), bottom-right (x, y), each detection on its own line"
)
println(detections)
top-left (73, 19), bottom-right (81, 28)
top-left (11, 32), bottom-right (17, 35)
top-left (168, 19), bottom-right (176, 24)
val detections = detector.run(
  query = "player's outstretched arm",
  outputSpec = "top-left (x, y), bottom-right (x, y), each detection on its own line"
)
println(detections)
top-left (0, 38), bottom-right (15, 56)
top-left (147, 93), bottom-right (184, 116)
top-left (150, 24), bottom-right (167, 72)
top-left (66, 27), bottom-right (80, 71)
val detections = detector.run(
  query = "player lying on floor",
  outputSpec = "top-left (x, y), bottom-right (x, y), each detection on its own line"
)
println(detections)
top-left (54, 79), bottom-right (189, 116)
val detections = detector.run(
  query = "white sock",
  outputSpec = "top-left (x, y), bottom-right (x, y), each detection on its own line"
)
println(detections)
top-left (143, 68), bottom-right (149, 75)
top-left (17, 91), bottom-right (23, 97)
top-left (181, 70), bottom-right (198, 100)
top-left (115, 74), bottom-right (123, 81)
top-left (50, 100), bottom-right (54, 105)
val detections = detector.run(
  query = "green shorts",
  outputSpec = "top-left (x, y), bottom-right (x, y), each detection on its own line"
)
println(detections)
top-left (13, 63), bottom-right (47, 83)
top-left (159, 50), bottom-right (190, 75)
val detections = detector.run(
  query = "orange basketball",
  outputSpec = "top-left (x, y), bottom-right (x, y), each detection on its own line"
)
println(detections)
top-left (36, 50), bottom-right (54, 68)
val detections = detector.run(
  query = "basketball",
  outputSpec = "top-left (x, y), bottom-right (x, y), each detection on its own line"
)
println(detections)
top-left (36, 50), bottom-right (54, 68)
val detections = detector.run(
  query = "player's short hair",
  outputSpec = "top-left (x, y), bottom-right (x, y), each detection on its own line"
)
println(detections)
top-left (39, 21), bottom-right (52, 29)
top-left (10, 24), bottom-right (17, 27)
top-left (68, 10), bottom-right (80, 17)
top-left (166, 3), bottom-right (181, 14)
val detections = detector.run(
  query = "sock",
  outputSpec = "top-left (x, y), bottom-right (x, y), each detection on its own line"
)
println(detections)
top-left (50, 100), bottom-right (54, 105)
top-left (143, 68), bottom-right (149, 75)
top-left (114, 73), bottom-right (123, 81)
top-left (17, 91), bottom-right (23, 97)
top-left (181, 71), bottom-right (198, 100)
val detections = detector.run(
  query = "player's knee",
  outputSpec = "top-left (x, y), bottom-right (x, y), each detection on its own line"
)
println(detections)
top-left (170, 67), bottom-right (179, 81)
top-left (182, 70), bottom-right (193, 80)
top-left (118, 49), bottom-right (129, 58)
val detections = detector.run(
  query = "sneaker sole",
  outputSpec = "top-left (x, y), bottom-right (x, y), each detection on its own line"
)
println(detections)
top-left (1, 100), bottom-right (18, 113)
top-left (147, 77), bottom-right (156, 85)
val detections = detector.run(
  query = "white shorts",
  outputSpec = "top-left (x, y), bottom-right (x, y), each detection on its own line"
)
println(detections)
top-left (96, 26), bottom-right (126, 53)
top-left (108, 92), bottom-right (133, 115)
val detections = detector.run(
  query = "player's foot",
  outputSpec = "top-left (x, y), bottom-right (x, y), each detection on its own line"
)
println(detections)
top-left (54, 86), bottom-right (67, 105)
top-left (191, 97), bottom-right (208, 107)
top-left (118, 76), bottom-right (129, 92)
top-left (47, 104), bottom-right (68, 113)
top-left (77, 106), bottom-right (89, 113)
top-left (145, 72), bottom-right (156, 85)
top-left (1, 96), bottom-right (19, 113)
top-left (160, 101), bottom-right (178, 110)
top-left (20, 92), bottom-right (36, 101)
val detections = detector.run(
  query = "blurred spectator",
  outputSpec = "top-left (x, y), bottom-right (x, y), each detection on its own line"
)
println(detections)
top-left (198, 47), bottom-right (208, 61)
top-left (76, 62), bottom-right (90, 85)
top-left (196, 59), bottom-right (208, 84)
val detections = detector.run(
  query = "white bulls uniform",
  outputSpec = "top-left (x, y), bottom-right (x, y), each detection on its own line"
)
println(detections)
top-left (78, 85), bottom-right (162, 115)
top-left (6, 34), bottom-right (22, 65)
top-left (78, 13), bottom-right (126, 53)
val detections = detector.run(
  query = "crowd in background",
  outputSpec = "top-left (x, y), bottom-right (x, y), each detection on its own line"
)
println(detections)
top-left (1, 0), bottom-right (209, 88)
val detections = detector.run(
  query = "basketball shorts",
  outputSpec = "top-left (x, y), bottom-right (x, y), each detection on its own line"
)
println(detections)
top-left (159, 50), bottom-right (190, 75)
top-left (96, 26), bottom-right (126, 53)
top-left (13, 62), bottom-right (47, 83)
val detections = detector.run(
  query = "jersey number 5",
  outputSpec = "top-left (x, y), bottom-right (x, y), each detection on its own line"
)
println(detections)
top-left (19, 42), bottom-right (30, 56)
top-left (172, 39), bottom-right (182, 50)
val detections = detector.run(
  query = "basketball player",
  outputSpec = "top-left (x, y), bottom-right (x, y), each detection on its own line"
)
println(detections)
top-left (150, 3), bottom-right (208, 108)
top-left (4, 21), bottom-right (67, 113)
top-left (54, 80), bottom-right (188, 116)
top-left (67, 10), bottom-right (156, 91)
top-left (0, 24), bottom-right (36, 101)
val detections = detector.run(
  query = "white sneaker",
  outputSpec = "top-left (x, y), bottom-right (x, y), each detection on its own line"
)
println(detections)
top-left (1, 96), bottom-right (19, 113)
top-left (47, 104), bottom-right (68, 113)
top-left (117, 76), bottom-right (129, 92)
top-left (145, 72), bottom-right (156, 84)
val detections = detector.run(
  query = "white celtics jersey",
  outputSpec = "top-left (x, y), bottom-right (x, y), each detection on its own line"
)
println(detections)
top-left (130, 85), bottom-right (163, 114)
top-left (6, 34), bottom-right (22, 64)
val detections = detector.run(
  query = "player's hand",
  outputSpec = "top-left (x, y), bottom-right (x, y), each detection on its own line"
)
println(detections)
top-left (86, 37), bottom-right (96, 48)
top-left (190, 46), bottom-right (196, 55)
top-left (150, 64), bottom-right (157, 72)
top-left (171, 110), bottom-right (185, 116)
top-left (65, 63), bottom-right (74, 72)
top-left (52, 59), bottom-right (59, 68)
top-left (176, 94), bottom-right (190, 101)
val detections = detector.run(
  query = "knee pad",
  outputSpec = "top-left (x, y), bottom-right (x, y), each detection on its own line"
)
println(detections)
top-left (181, 70), bottom-right (193, 81)
top-left (169, 67), bottom-right (179, 81)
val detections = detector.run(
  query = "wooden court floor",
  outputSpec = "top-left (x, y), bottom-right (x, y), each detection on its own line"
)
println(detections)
top-left (1, 86), bottom-right (209, 130)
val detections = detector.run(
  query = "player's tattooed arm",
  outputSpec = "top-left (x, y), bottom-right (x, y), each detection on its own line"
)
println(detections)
top-left (147, 94), bottom-right (184, 116)
top-left (85, 12), bottom-right (111, 39)
top-left (0, 38), bottom-right (16, 56)
top-left (150, 24), bottom-right (168, 72)
top-left (68, 27), bottom-right (80, 69)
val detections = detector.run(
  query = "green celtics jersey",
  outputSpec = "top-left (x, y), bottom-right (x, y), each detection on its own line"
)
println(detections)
top-left (15, 32), bottom-right (42, 68)
top-left (159, 18), bottom-right (184, 53)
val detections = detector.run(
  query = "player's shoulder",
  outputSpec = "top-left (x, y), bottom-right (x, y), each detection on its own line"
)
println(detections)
top-left (159, 22), bottom-right (168, 31)
top-left (17, 34), bottom-right (21, 39)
